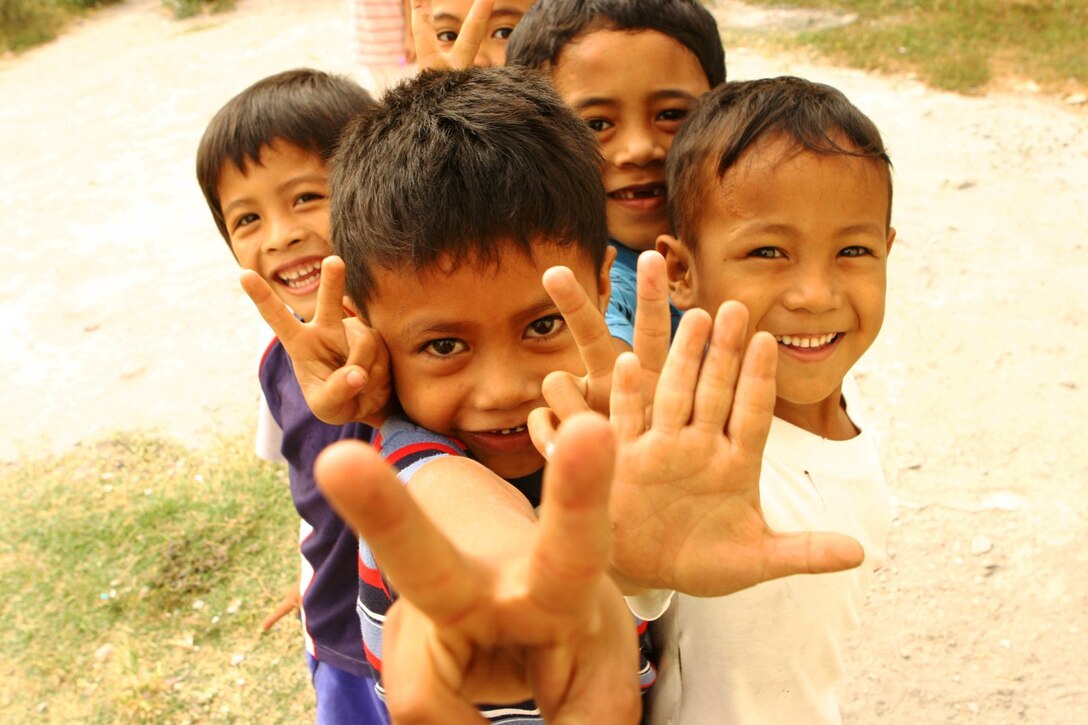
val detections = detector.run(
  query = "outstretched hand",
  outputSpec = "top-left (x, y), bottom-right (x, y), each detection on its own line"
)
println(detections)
top-left (608, 302), bottom-right (865, 596)
top-left (240, 255), bottom-right (391, 426)
top-left (410, 0), bottom-right (494, 70)
top-left (315, 413), bottom-right (641, 724)
top-left (531, 251), bottom-right (672, 442)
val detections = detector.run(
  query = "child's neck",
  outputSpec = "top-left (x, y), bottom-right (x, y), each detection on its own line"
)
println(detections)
top-left (773, 391), bottom-right (858, 440)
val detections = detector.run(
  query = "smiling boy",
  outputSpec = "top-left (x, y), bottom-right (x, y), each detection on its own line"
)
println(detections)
top-left (506, 0), bottom-right (724, 348)
top-left (196, 69), bottom-right (388, 724)
top-left (649, 75), bottom-right (897, 725)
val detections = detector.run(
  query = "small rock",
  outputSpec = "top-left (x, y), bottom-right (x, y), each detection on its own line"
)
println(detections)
top-left (1065, 93), bottom-right (1087, 106)
top-left (192, 599), bottom-right (205, 611)
top-left (95, 644), bottom-right (115, 661)
top-left (230, 653), bottom-right (246, 667)
top-left (999, 639), bottom-right (1011, 649)
top-left (970, 535), bottom-right (993, 555)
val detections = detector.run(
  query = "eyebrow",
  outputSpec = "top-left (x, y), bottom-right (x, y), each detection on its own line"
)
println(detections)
top-left (221, 173), bottom-right (326, 217)
top-left (737, 221), bottom-right (886, 239)
top-left (571, 88), bottom-right (700, 112)
top-left (399, 297), bottom-right (559, 340)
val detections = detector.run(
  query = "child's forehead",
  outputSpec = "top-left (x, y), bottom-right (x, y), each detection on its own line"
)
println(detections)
top-left (551, 27), bottom-right (709, 90)
top-left (432, 0), bottom-right (535, 21)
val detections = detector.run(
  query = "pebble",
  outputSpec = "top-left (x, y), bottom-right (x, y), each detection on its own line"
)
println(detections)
top-left (230, 653), bottom-right (246, 667)
top-left (970, 535), bottom-right (993, 555)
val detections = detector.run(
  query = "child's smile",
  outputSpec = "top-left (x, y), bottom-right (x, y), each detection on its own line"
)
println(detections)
top-left (663, 134), bottom-right (894, 437)
top-left (550, 28), bottom-right (710, 251)
top-left (364, 241), bottom-right (610, 479)
top-left (217, 140), bottom-right (332, 322)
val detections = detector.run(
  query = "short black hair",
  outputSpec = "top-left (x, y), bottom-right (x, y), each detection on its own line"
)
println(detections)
top-left (196, 68), bottom-right (375, 244)
top-left (330, 66), bottom-right (609, 312)
top-left (505, 0), bottom-right (725, 88)
top-left (668, 76), bottom-right (893, 249)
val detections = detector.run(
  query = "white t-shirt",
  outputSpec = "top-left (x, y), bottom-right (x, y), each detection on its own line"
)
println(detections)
top-left (646, 375), bottom-right (892, 725)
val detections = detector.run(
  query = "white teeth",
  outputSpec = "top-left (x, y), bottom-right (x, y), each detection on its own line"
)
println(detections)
top-left (775, 333), bottom-right (838, 349)
top-left (494, 425), bottom-right (527, 436)
top-left (278, 262), bottom-right (321, 288)
top-left (613, 186), bottom-right (665, 200)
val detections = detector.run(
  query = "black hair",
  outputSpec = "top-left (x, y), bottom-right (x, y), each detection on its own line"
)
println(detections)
top-left (196, 68), bottom-right (375, 243)
top-left (330, 66), bottom-right (609, 311)
top-left (668, 75), bottom-right (893, 248)
top-left (505, 0), bottom-right (725, 88)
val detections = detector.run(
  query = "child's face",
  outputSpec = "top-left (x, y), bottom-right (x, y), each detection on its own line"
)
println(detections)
top-left (364, 242), bottom-right (610, 479)
top-left (218, 140), bottom-right (331, 322)
top-left (431, 0), bottom-right (537, 66)
top-left (662, 135), bottom-right (895, 418)
top-left (550, 29), bottom-right (710, 251)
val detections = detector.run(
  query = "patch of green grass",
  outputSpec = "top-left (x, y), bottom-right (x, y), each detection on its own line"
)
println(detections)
top-left (161, 0), bottom-right (235, 20)
top-left (0, 0), bottom-right (124, 52)
top-left (0, 434), bottom-right (311, 722)
top-left (726, 0), bottom-right (1088, 94)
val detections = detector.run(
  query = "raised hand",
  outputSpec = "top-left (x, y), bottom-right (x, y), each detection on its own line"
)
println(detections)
top-left (531, 250), bottom-right (673, 446)
top-left (315, 413), bottom-right (641, 723)
top-left (240, 255), bottom-right (391, 425)
top-left (608, 301), bottom-right (865, 597)
top-left (410, 0), bottom-right (494, 71)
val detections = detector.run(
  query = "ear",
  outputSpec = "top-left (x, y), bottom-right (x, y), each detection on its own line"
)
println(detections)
top-left (596, 245), bottom-right (616, 315)
top-left (656, 233), bottom-right (695, 311)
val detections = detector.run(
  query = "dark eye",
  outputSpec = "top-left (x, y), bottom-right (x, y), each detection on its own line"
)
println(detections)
top-left (296, 192), bottom-right (323, 205)
top-left (234, 213), bottom-right (259, 230)
top-left (423, 338), bottom-right (465, 356)
top-left (437, 30), bottom-right (458, 43)
top-left (525, 315), bottom-right (565, 339)
top-left (657, 108), bottom-right (689, 123)
top-left (749, 247), bottom-right (784, 259)
top-left (492, 26), bottom-right (514, 40)
top-left (840, 246), bottom-right (871, 258)
top-left (586, 118), bottom-right (612, 133)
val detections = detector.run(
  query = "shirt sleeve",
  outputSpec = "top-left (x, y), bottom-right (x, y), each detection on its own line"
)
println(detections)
top-left (254, 390), bottom-right (286, 464)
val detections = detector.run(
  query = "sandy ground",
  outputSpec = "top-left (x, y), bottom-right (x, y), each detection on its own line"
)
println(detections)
top-left (2, 0), bottom-right (1085, 721)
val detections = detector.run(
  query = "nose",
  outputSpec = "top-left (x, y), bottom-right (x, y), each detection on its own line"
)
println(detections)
top-left (612, 120), bottom-right (666, 168)
top-left (469, 349), bottom-right (541, 413)
top-left (262, 210), bottom-right (304, 254)
top-left (782, 262), bottom-right (841, 313)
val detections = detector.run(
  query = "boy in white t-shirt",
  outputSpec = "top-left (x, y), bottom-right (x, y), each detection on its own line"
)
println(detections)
top-left (645, 75), bottom-right (897, 725)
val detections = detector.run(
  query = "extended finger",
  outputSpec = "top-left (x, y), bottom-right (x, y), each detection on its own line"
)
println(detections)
top-left (315, 440), bottom-right (480, 621)
top-left (691, 300), bottom-right (748, 432)
top-left (529, 413), bottom-right (616, 612)
top-left (450, 0), bottom-right (494, 68)
top-left (410, 0), bottom-right (441, 69)
top-left (725, 329), bottom-right (777, 457)
top-left (542, 266), bottom-right (616, 393)
top-left (631, 250), bottom-right (671, 384)
top-left (650, 308), bottom-right (712, 435)
top-left (240, 270), bottom-right (303, 342)
top-left (312, 256), bottom-right (348, 327)
top-left (609, 352), bottom-right (646, 441)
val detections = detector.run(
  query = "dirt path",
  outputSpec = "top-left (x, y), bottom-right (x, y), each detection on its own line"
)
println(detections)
top-left (2, 0), bottom-right (1085, 721)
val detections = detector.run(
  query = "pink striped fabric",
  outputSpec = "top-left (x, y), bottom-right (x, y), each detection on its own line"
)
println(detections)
top-left (349, 0), bottom-right (407, 67)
